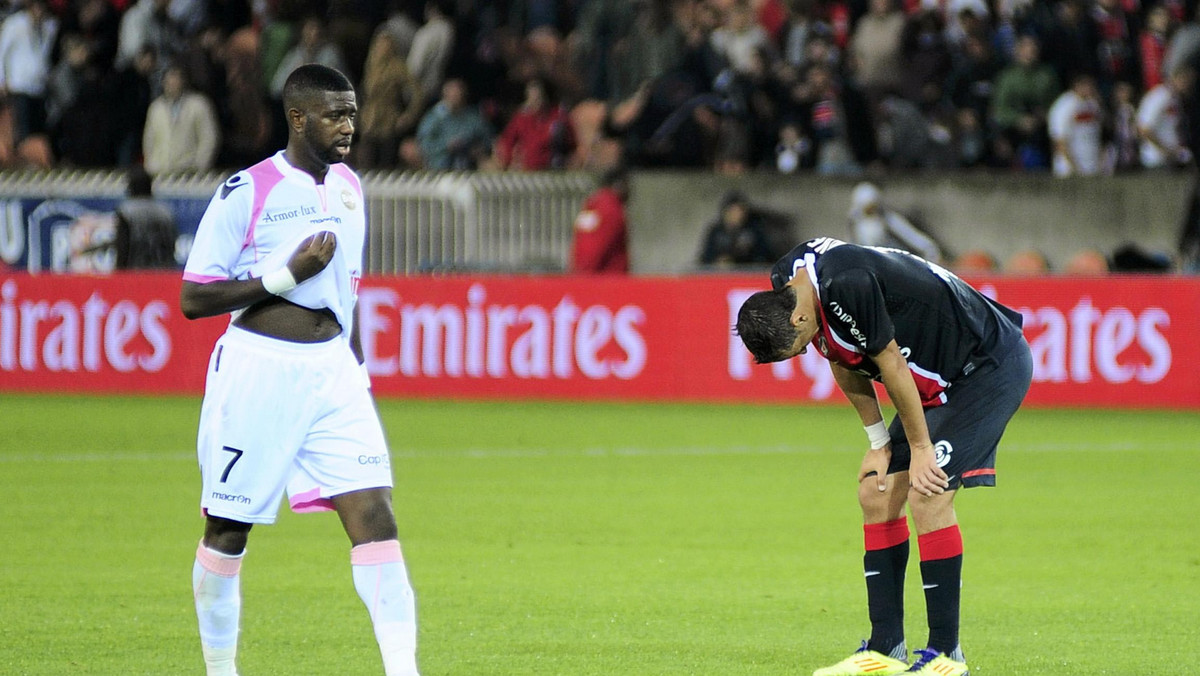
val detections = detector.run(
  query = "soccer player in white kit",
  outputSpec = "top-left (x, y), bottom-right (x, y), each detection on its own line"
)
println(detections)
top-left (180, 64), bottom-right (419, 676)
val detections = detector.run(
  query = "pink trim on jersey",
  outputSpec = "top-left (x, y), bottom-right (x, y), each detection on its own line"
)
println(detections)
top-left (289, 487), bottom-right (335, 513)
top-left (244, 159), bottom-right (287, 257)
top-left (196, 542), bottom-right (244, 577)
top-left (350, 540), bottom-right (403, 566)
top-left (330, 163), bottom-right (364, 200)
top-left (182, 272), bottom-right (227, 283)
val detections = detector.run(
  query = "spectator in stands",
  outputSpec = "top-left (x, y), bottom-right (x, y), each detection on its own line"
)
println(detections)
top-left (899, 10), bottom-right (952, 108)
top-left (496, 76), bottom-right (575, 170)
top-left (568, 0), bottom-right (636, 101)
top-left (112, 45), bottom-right (156, 166)
top-left (1108, 80), bottom-right (1140, 171)
top-left (711, 0), bottom-right (769, 75)
top-left (115, 0), bottom-right (181, 75)
top-left (781, 0), bottom-right (826, 68)
top-left (47, 32), bottom-right (115, 166)
top-left (794, 62), bottom-right (875, 176)
top-left (570, 165), bottom-right (631, 274)
top-left (698, 190), bottom-right (774, 268)
top-left (991, 34), bottom-right (1060, 170)
top-left (849, 0), bottom-right (905, 103)
top-left (774, 121), bottom-right (809, 173)
top-left (0, 0), bottom-right (58, 145)
top-left (114, 166), bottom-right (176, 269)
top-left (357, 26), bottom-right (425, 170)
top-left (1004, 249), bottom-right (1051, 275)
top-left (415, 78), bottom-right (492, 170)
top-left (142, 64), bottom-right (219, 174)
top-left (1141, 4), bottom-right (1174, 92)
top-left (1048, 73), bottom-right (1104, 177)
top-left (408, 0), bottom-right (455, 102)
top-left (1137, 65), bottom-right (1195, 169)
top-left (847, 182), bottom-right (942, 263)
top-left (608, 0), bottom-right (686, 105)
top-left (952, 249), bottom-right (999, 276)
top-left (1090, 0), bottom-right (1137, 94)
top-left (269, 17), bottom-right (347, 102)
top-left (1064, 248), bottom-right (1110, 275)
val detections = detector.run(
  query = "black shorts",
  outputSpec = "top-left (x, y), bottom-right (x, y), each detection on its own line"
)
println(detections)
top-left (886, 336), bottom-right (1033, 490)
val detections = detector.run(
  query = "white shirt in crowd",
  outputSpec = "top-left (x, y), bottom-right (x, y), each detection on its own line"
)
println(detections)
top-left (1048, 89), bottom-right (1103, 177)
top-left (1137, 83), bottom-right (1185, 168)
top-left (0, 9), bottom-right (58, 97)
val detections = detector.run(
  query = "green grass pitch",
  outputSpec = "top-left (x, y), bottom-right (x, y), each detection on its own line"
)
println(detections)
top-left (1, 393), bottom-right (1197, 675)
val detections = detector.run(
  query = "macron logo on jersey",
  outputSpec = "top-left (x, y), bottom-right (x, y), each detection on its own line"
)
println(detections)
top-left (220, 175), bottom-right (248, 199)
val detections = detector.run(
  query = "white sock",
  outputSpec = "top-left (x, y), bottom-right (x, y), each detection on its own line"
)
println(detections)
top-left (193, 543), bottom-right (243, 676)
top-left (351, 540), bottom-right (419, 676)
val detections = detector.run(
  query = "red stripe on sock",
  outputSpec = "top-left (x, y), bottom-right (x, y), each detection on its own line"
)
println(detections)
top-left (864, 518), bottom-right (910, 551)
top-left (917, 525), bottom-right (963, 561)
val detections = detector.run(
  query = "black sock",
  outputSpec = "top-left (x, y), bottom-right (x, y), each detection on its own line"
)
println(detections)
top-left (863, 519), bottom-right (910, 657)
top-left (920, 555), bottom-right (962, 655)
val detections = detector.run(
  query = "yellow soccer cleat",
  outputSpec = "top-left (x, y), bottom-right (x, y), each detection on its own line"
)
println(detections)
top-left (814, 642), bottom-right (909, 676)
top-left (904, 648), bottom-right (969, 675)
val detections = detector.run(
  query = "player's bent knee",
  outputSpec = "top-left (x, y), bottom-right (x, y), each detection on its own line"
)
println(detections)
top-left (858, 477), bottom-right (905, 521)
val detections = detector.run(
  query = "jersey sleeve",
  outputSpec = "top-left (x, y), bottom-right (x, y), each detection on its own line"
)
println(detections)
top-left (1047, 95), bottom-right (1070, 141)
top-left (822, 268), bottom-right (894, 355)
top-left (1136, 88), bottom-right (1166, 129)
top-left (183, 173), bottom-right (253, 283)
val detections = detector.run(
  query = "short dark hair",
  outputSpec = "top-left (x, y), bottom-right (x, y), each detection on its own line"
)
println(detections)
top-left (282, 64), bottom-right (354, 111)
top-left (127, 167), bottom-right (154, 197)
top-left (736, 286), bottom-right (800, 363)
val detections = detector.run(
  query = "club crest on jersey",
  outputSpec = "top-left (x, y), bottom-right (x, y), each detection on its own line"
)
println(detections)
top-left (341, 189), bottom-right (357, 210)
top-left (934, 440), bottom-right (953, 468)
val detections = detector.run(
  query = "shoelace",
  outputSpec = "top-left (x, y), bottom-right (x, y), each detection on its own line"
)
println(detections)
top-left (909, 648), bottom-right (941, 669)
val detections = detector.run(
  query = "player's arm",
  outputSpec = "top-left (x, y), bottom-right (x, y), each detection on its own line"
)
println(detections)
top-left (830, 362), bottom-right (893, 492)
top-left (869, 340), bottom-right (948, 497)
top-left (180, 232), bottom-right (337, 319)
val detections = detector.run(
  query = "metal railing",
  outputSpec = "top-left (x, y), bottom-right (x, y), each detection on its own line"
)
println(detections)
top-left (0, 168), bottom-right (595, 275)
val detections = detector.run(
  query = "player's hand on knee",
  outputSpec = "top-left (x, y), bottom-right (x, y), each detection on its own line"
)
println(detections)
top-left (287, 231), bottom-right (337, 282)
top-left (858, 446), bottom-right (891, 492)
top-left (908, 442), bottom-right (949, 496)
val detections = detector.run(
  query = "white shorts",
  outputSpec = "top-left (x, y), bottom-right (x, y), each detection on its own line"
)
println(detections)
top-left (196, 326), bottom-right (393, 524)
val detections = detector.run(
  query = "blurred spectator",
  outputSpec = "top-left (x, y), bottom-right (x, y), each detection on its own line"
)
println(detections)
top-left (114, 166), bottom-right (176, 269)
top-left (849, 0), bottom-right (905, 103)
top-left (47, 32), bottom-right (115, 166)
top-left (357, 27), bottom-right (425, 170)
top-left (408, 0), bottom-right (455, 101)
top-left (774, 121), bottom-right (808, 173)
top-left (1090, 0), bottom-right (1137, 93)
top-left (495, 76), bottom-right (575, 170)
top-left (61, 0), bottom-right (121, 72)
top-left (1137, 65), bottom-right (1195, 168)
top-left (568, 0), bottom-right (635, 100)
top-left (608, 0), bottom-right (685, 105)
top-left (269, 17), bottom-right (347, 101)
top-left (1004, 248), bottom-right (1051, 275)
top-left (710, 0), bottom-right (769, 75)
top-left (794, 62), bottom-right (875, 175)
top-left (698, 190), bottom-right (774, 268)
top-left (782, 0), bottom-right (827, 68)
top-left (111, 45), bottom-right (156, 166)
top-left (415, 78), bottom-right (492, 169)
top-left (142, 64), bottom-right (219, 173)
top-left (1140, 4), bottom-right (1174, 92)
top-left (1039, 0), bottom-right (1097, 89)
top-left (952, 249), bottom-right (999, 275)
top-left (219, 26), bottom-right (270, 169)
top-left (570, 165), bottom-right (630, 274)
top-left (116, 0), bottom-right (181, 74)
top-left (0, 0), bottom-right (58, 145)
top-left (899, 10), bottom-right (952, 108)
top-left (1108, 80), bottom-right (1140, 171)
top-left (991, 34), bottom-right (1060, 170)
top-left (847, 181), bottom-right (942, 263)
top-left (1063, 248), bottom-right (1110, 275)
top-left (1048, 73), bottom-right (1103, 177)
top-left (1111, 242), bottom-right (1174, 271)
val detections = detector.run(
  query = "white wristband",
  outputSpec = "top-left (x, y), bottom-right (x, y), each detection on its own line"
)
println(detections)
top-left (864, 421), bottom-right (890, 450)
top-left (261, 267), bottom-right (297, 295)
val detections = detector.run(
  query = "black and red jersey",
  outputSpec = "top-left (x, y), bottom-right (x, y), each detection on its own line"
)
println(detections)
top-left (770, 238), bottom-right (1024, 408)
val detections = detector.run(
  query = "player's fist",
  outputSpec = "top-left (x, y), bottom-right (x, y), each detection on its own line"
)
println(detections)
top-left (287, 231), bottom-right (336, 282)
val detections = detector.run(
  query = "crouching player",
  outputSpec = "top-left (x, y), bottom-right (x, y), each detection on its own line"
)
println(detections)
top-left (736, 237), bottom-right (1032, 676)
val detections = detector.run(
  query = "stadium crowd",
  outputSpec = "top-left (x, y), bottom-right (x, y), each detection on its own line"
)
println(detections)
top-left (3, 0), bottom-right (1200, 176)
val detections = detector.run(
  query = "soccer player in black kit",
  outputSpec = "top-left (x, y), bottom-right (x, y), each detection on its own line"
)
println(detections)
top-left (736, 238), bottom-right (1033, 676)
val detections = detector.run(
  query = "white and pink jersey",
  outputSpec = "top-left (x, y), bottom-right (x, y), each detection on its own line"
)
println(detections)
top-left (183, 151), bottom-right (366, 336)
